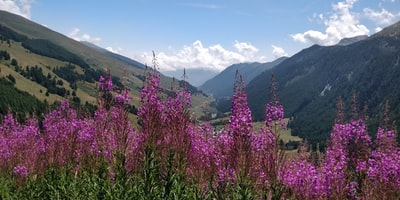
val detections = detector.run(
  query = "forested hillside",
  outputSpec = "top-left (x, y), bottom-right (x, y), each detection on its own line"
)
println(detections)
top-left (246, 21), bottom-right (400, 149)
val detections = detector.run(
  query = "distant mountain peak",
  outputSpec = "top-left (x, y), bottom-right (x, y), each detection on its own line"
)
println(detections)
top-left (200, 57), bottom-right (287, 98)
top-left (373, 20), bottom-right (400, 38)
top-left (337, 35), bottom-right (368, 46)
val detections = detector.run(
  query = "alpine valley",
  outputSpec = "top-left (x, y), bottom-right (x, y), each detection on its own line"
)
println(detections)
top-left (201, 21), bottom-right (400, 149)
top-left (2, 9), bottom-right (400, 150)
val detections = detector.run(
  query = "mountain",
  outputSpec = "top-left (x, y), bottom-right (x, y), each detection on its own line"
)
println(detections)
top-left (200, 57), bottom-right (287, 99)
top-left (337, 35), bottom-right (368, 46)
top-left (0, 10), bottom-right (211, 116)
top-left (81, 41), bottom-right (146, 70)
top-left (162, 68), bottom-right (219, 87)
top-left (246, 21), bottom-right (400, 149)
top-left (0, 10), bottom-right (148, 90)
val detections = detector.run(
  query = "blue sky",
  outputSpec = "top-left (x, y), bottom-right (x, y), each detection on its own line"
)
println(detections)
top-left (1, 0), bottom-right (400, 84)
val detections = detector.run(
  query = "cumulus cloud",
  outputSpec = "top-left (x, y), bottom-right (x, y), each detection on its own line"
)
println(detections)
top-left (0, 0), bottom-right (33, 19)
top-left (134, 40), bottom-right (266, 72)
top-left (106, 46), bottom-right (123, 54)
top-left (364, 8), bottom-right (400, 26)
top-left (68, 28), bottom-right (101, 44)
top-left (291, 0), bottom-right (369, 46)
top-left (233, 40), bottom-right (259, 58)
top-left (271, 45), bottom-right (288, 59)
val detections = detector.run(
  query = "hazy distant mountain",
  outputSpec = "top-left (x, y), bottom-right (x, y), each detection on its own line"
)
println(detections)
top-left (81, 41), bottom-right (146, 69)
top-left (161, 68), bottom-right (219, 87)
top-left (245, 21), bottom-right (400, 149)
top-left (200, 57), bottom-right (287, 99)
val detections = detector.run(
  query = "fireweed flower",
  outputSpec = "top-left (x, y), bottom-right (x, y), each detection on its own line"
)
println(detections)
top-left (251, 128), bottom-right (275, 152)
top-left (106, 76), bottom-right (113, 91)
top-left (0, 113), bottom-right (19, 136)
top-left (375, 127), bottom-right (397, 152)
top-left (249, 74), bottom-right (287, 190)
top-left (188, 124), bottom-right (217, 169)
top-left (282, 159), bottom-right (326, 199)
top-left (13, 165), bottom-right (28, 178)
top-left (367, 127), bottom-right (400, 191)
top-left (98, 75), bottom-right (113, 92)
top-left (265, 103), bottom-right (285, 128)
top-left (115, 89), bottom-right (131, 105)
top-left (265, 74), bottom-right (285, 129)
top-left (367, 151), bottom-right (400, 188)
top-left (215, 71), bottom-right (254, 185)
top-left (137, 70), bottom-right (163, 118)
top-left (227, 71), bottom-right (252, 136)
top-left (0, 136), bottom-right (10, 161)
top-left (320, 119), bottom-right (371, 198)
top-left (218, 168), bottom-right (235, 184)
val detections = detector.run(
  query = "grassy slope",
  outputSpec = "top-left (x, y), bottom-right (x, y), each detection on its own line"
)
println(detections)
top-left (210, 115), bottom-right (302, 143)
top-left (0, 11), bottom-right (161, 93)
top-left (0, 40), bottom-right (212, 120)
top-left (253, 119), bottom-right (302, 143)
top-left (0, 11), bottom-right (146, 98)
top-left (0, 11), bottom-right (214, 118)
top-left (0, 41), bottom-right (96, 104)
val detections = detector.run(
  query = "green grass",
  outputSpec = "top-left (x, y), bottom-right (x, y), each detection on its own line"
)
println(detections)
top-left (0, 42), bottom-right (98, 104)
top-left (0, 63), bottom-right (62, 103)
top-left (209, 116), bottom-right (302, 144)
top-left (75, 81), bottom-right (97, 103)
top-left (190, 93), bottom-right (216, 119)
top-left (1, 41), bottom-right (67, 68)
top-left (252, 119), bottom-right (302, 143)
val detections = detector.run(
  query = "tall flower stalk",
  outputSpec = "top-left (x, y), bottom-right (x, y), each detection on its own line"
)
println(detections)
top-left (225, 70), bottom-right (253, 178)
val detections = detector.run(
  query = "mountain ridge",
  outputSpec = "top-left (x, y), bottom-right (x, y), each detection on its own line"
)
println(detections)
top-left (337, 35), bottom-right (368, 46)
top-left (200, 57), bottom-right (287, 99)
top-left (0, 11), bottom-right (145, 84)
top-left (246, 20), bottom-right (400, 149)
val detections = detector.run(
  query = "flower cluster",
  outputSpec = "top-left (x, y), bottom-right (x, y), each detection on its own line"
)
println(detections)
top-left (98, 75), bottom-right (113, 92)
top-left (13, 165), bottom-right (28, 178)
top-left (282, 117), bottom-right (400, 199)
top-left (265, 103), bottom-right (285, 127)
top-left (228, 75), bottom-right (252, 136)
top-left (282, 159), bottom-right (325, 199)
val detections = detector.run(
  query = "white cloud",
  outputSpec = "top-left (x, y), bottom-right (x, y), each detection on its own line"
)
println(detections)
top-left (69, 28), bottom-right (80, 37)
top-left (68, 27), bottom-right (101, 44)
top-left (271, 45), bottom-right (288, 59)
top-left (179, 3), bottom-right (222, 9)
top-left (375, 27), bottom-right (383, 32)
top-left (106, 46), bottom-right (123, 54)
top-left (0, 0), bottom-right (33, 19)
top-left (291, 0), bottom-right (369, 46)
top-left (233, 40), bottom-right (259, 58)
top-left (134, 40), bottom-right (266, 72)
top-left (364, 8), bottom-right (400, 26)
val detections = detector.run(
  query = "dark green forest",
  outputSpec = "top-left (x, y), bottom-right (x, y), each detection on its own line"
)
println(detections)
top-left (0, 77), bottom-right (48, 120)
